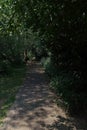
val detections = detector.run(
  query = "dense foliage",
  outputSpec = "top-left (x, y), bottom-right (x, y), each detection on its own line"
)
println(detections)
top-left (12, 0), bottom-right (87, 74)
top-left (0, 0), bottom-right (87, 114)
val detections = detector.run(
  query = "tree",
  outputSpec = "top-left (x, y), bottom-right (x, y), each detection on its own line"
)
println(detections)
top-left (12, 0), bottom-right (87, 70)
top-left (11, 0), bottom-right (87, 112)
top-left (0, 0), bottom-right (87, 112)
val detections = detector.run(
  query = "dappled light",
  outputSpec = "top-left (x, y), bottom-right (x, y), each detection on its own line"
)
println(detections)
top-left (1, 63), bottom-right (86, 130)
top-left (0, 0), bottom-right (87, 129)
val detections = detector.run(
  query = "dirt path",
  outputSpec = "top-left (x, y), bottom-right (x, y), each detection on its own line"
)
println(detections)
top-left (1, 62), bottom-right (87, 130)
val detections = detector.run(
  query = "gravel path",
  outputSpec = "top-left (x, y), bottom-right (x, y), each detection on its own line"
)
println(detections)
top-left (1, 62), bottom-right (87, 130)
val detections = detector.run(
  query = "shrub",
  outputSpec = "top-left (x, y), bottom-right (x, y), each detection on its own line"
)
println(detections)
top-left (41, 57), bottom-right (58, 77)
top-left (41, 57), bottom-right (87, 114)
top-left (0, 60), bottom-right (11, 74)
top-left (50, 72), bottom-right (87, 114)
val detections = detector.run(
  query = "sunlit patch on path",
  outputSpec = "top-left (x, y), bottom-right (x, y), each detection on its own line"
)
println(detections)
top-left (0, 62), bottom-right (87, 130)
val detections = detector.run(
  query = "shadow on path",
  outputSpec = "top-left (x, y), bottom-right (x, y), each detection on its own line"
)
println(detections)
top-left (1, 62), bottom-right (87, 130)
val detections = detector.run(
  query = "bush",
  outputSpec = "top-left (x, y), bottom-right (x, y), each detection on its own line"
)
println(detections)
top-left (41, 57), bottom-right (58, 77)
top-left (50, 72), bottom-right (87, 114)
top-left (0, 60), bottom-right (11, 74)
top-left (41, 56), bottom-right (87, 115)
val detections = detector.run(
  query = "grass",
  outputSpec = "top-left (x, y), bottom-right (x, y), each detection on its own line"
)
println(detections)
top-left (0, 66), bottom-right (26, 125)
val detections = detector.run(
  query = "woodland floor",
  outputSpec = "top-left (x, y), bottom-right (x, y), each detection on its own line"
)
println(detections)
top-left (0, 62), bottom-right (87, 130)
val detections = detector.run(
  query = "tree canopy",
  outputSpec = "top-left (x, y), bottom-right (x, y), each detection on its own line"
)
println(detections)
top-left (12, 0), bottom-right (87, 72)
top-left (0, 0), bottom-right (87, 114)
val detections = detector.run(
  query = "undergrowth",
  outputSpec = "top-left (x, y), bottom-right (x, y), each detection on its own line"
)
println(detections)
top-left (0, 66), bottom-right (26, 125)
top-left (41, 57), bottom-right (87, 115)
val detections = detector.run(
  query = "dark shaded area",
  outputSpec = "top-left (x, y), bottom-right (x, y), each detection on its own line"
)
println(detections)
top-left (0, 66), bottom-right (26, 122)
top-left (46, 116), bottom-right (87, 130)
